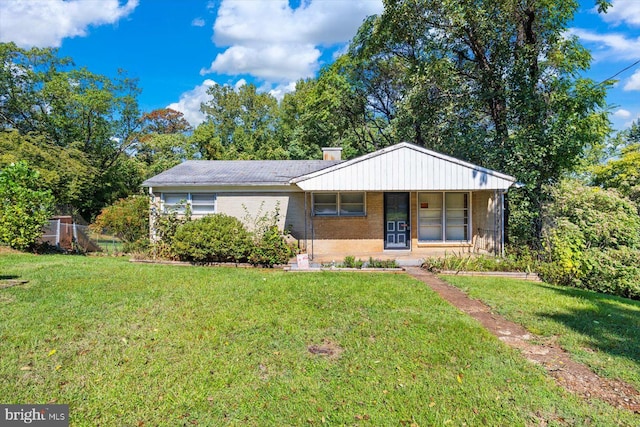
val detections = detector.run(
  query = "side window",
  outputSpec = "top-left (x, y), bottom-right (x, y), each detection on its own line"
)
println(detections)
top-left (340, 193), bottom-right (365, 215)
top-left (162, 193), bottom-right (216, 214)
top-left (163, 193), bottom-right (188, 214)
top-left (313, 193), bottom-right (338, 215)
top-left (190, 193), bottom-right (216, 214)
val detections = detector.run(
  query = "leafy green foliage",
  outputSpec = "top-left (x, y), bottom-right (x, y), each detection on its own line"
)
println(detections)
top-left (345, 0), bottom-right (611, 244)
top-left (248, 225), bottom-right (295, 267)
top-left (366, 257), bottom-right (398, 268)
top-left (1, 42), bottom-right (143, 219)
top-left (149, 208), bottom-right (189, 259)
top-left (540, 180), bottom-right (640, 299)
top-left (340, 255), bottom-right (365, 269)
top-left (0, 161), bottom-right (54, 250)
top-left (592, 126), bottom-right (640, 212)
top-left (0, 130), bottom-right (94, 211)
top-left (171, 214), bottom-right (252, 263)
top-left (242, 202), bottom-right (295, 267)
top-left (90, 195), bottom-right (149, 249)
top-left (423, 249), bottom-right (539, 273)
top-left (198, 83), bottom-right (288, 160)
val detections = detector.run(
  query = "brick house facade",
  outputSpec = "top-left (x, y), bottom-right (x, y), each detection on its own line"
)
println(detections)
top-left (143, 143), bottom-right (515, 260)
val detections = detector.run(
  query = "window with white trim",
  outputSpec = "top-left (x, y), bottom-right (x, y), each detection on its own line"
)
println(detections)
top-left (162, 193), bottom-right (216, 215)
top-left (313, 192), bottom-right (365, 216)
top-left (418, 192), bottom-right (469, 242)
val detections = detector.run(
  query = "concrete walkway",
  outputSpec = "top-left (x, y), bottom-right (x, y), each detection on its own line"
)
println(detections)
top-left (404, 267), bottom-right (640, 413)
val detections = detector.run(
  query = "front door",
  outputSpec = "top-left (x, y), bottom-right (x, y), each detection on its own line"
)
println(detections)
top-left (384, 192), bottom-right (410, 249)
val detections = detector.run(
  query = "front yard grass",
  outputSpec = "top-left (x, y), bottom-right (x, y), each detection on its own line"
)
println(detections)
top-left (441, 275), bottom-right (640, 392)
top-left (1, 253), bottom-right (637, 426)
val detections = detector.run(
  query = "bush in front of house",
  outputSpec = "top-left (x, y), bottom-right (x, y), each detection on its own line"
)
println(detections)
top-left (247, 225), bottom-right (295, 267)
top-left (540, 180), bottom-right (640, 300)
top-left (242, 202), bottom-right (296, 267)
top-left (171, 214), bottom-right (252, 263)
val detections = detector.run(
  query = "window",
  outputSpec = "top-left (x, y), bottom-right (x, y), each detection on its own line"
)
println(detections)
top-left (162, 193), bottom-right (216, 215)
top-left (190, 193), bottom-right (216, 214)
top-left (340, 193), bottom-right (365, 215)
top-left (163, 193), bottom-right (188, 214)
top-left (418, 192), bottom-right (469, 242)
top-left (313, 193), bottom-right (337, 215)
top-left (445, 193), bottom-right (469, 241)
top-left (313, 192), bottom-right (365, 216)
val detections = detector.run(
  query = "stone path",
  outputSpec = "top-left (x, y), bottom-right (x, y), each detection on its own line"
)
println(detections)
top-left (404, 267), bottom-right (640, 413)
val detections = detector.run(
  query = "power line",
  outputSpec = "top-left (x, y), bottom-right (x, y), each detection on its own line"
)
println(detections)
top-left (597, 58), bottom-right (640, 86)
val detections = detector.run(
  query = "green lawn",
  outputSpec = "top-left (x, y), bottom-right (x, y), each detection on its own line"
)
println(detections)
top-left (440, 275), bottom-right (640, 393)
top-left (1, 253), bottom-right (637, 426)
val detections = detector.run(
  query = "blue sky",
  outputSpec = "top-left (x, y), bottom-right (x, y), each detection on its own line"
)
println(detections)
top-left (1, 0), bottom-right (639, 132)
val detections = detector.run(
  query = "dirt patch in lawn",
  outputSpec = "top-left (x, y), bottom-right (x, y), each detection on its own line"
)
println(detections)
top-left (308, 339), bottom-right (344, 360)
top-left (0, 279), bottom-right (28, 289)
top-left (405, 267), bottom-right (640, 414)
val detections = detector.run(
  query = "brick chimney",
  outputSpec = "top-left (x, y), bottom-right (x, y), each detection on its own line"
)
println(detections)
top-left (322, 147), bottom-right (342, 161)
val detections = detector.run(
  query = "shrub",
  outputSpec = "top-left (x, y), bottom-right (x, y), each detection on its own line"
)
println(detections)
top-left (539, 219), bottom-right (585, 287)
top-left (422, 249), bottom-right (540, 273)
top-left (340, 256), bottom-right (364, 269)
top-left (540, 180), bottom-right (640, 299)
top-left (149, 205), bottom-right (191, 259)
top-left (171, 214), bottom-right (252, 263)
top-left (366, 258), bottom-right (398, 268)
top-left (243, 202), bottom-right (295, 267)
top-left (247, 225), bottom-right (295, 267)
top-left (0, 161), bottom-right (54, 250)
top-left (91, 195), bottom-right (149, 247)
top-left (544, 180), bottom-right (640, 250)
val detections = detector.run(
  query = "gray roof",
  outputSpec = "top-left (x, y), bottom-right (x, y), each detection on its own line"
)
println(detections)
top-left (142, 160), bottom-right (343, 187)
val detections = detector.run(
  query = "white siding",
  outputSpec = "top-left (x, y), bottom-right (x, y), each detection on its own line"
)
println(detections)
top-left (294, 143), bottom-right (515, 191)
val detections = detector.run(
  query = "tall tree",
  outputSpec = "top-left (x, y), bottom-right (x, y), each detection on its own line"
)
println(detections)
top-left (0, 43), bottom-right (144, 219)
top-left (135, 108), bottom-right (197, 178)
top-left (347, 0), bottom-right (611, 244)
top-left (140, 108), bottom-right (192, 135)
top-left (199, 83), bottom-right (287, 159)
top-left (592, 120), bottom-right (640, 211)
top-left (0, 130), bottom-right (94, 213)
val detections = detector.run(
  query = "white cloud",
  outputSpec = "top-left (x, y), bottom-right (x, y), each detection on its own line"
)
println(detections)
top-left (613, 108), bottom-right (632, 118)
top-left (202, 44), bottom-right (321, 81)
top-left (202, 0), bottom-right (383, 83)
top-left (568, 28), bottom-right (640, 62)
top-left (0, 0), bottom-right (138, 48)
top-left (167, 79), bottom-right (217, 127)
top-left (600, 0), bottom-right (640, 27)
top-left (623, 68), bottom-right (640, 91)
top-left (192, 17), bottom-right (206, 27)
top-left (268, 81), bottom-right (297, 101)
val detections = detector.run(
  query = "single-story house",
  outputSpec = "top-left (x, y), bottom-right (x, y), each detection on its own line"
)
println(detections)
top-left (142, 142), bottom-right (516, 261)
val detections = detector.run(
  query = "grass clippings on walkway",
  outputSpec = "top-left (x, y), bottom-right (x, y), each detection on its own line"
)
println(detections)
top-left (0, 253), bottom-right (637, 426)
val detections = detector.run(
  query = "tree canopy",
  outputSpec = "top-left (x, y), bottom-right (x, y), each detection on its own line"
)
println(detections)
top-left (0, 0), bottom-right (630, 250)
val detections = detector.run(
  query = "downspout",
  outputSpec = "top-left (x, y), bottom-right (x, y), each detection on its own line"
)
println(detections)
top-left (494, 189), bottom-right (499, 256)
top-left (501, 191), bottom-right (506, 256)
top-left (310, 193), bottom-right (315, 261)
top-left (148, 186), bottom-right (154, 242)
top-left (56, 219), bottom-right (61, 248)
top-left (303, 191), bottom-right (308, 254)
